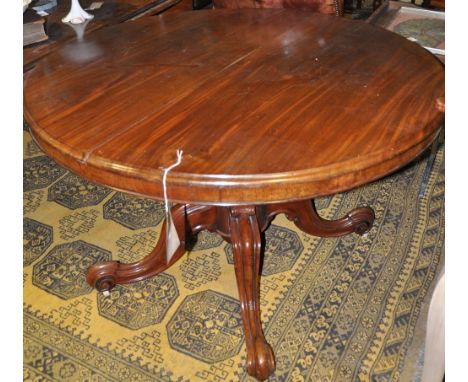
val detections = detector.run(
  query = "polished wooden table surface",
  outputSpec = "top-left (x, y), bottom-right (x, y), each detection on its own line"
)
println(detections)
top-left (24, 9), bottom-right (444, 380)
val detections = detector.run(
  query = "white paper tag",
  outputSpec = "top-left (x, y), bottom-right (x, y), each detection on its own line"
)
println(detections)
top-left (166, 210), bottom-right (180, 263)
top-left (87, 2), bottom-right (103, 10)
top-left (37, 10), bottom-right (48, 16)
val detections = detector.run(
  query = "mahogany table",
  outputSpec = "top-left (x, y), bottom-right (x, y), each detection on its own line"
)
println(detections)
top-left (23, 9), bottom-right (444, 380)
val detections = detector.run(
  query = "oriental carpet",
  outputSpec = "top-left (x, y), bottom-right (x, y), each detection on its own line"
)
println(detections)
top-left (23, 127), bottom-right (444, 382)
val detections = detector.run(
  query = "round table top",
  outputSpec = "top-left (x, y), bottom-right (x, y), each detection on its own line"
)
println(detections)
top-left (24, 9), bottom-right (444, 205)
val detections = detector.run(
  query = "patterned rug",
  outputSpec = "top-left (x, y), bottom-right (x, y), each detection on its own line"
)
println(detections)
top-left (23, 126), bottom-right (445, 382)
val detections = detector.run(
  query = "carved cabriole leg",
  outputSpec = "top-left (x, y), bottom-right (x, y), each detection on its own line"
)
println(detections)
top-left (229, 206), bottom-right (275, 381)
top-left (86, 198), bottom-right (374, 381)
top-left (265, 199), bottom-right (375, 237)
top-left (86, 204), bottom-right (218, 291)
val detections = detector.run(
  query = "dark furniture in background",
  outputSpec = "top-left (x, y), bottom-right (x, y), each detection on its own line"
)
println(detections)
top-left (23, 0), bottom-right (181, 71)
top-left (422, 0), bottom-right (444, 9)
top-left (193, 0), bottom-right (212, 9)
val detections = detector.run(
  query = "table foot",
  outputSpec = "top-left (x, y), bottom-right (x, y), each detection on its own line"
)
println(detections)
top-left (229, 206), bottom-right (276, 381)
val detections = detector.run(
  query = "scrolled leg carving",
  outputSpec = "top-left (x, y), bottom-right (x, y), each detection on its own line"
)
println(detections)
top-left (86, 204), bottom-right (221, 292)
top-left (87, 204), bottom-right (190, 292)
top-left (265, 199), bottom-right (375, 238)
top-left (229, 206), bottom-right (275, 381)
top-left (346, 207), bottom-right (375, 235)
top-left (93, 271), bottom-right (117, 293)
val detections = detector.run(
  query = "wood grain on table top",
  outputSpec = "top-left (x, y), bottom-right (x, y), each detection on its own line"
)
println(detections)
top-left (24, 9), bottom-right (444, 205)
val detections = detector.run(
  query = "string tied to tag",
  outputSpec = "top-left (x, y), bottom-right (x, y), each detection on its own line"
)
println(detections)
top-left (162, 149), bottom-right (183, 263)
top-left (162, 149), bottom-right (183, 215)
